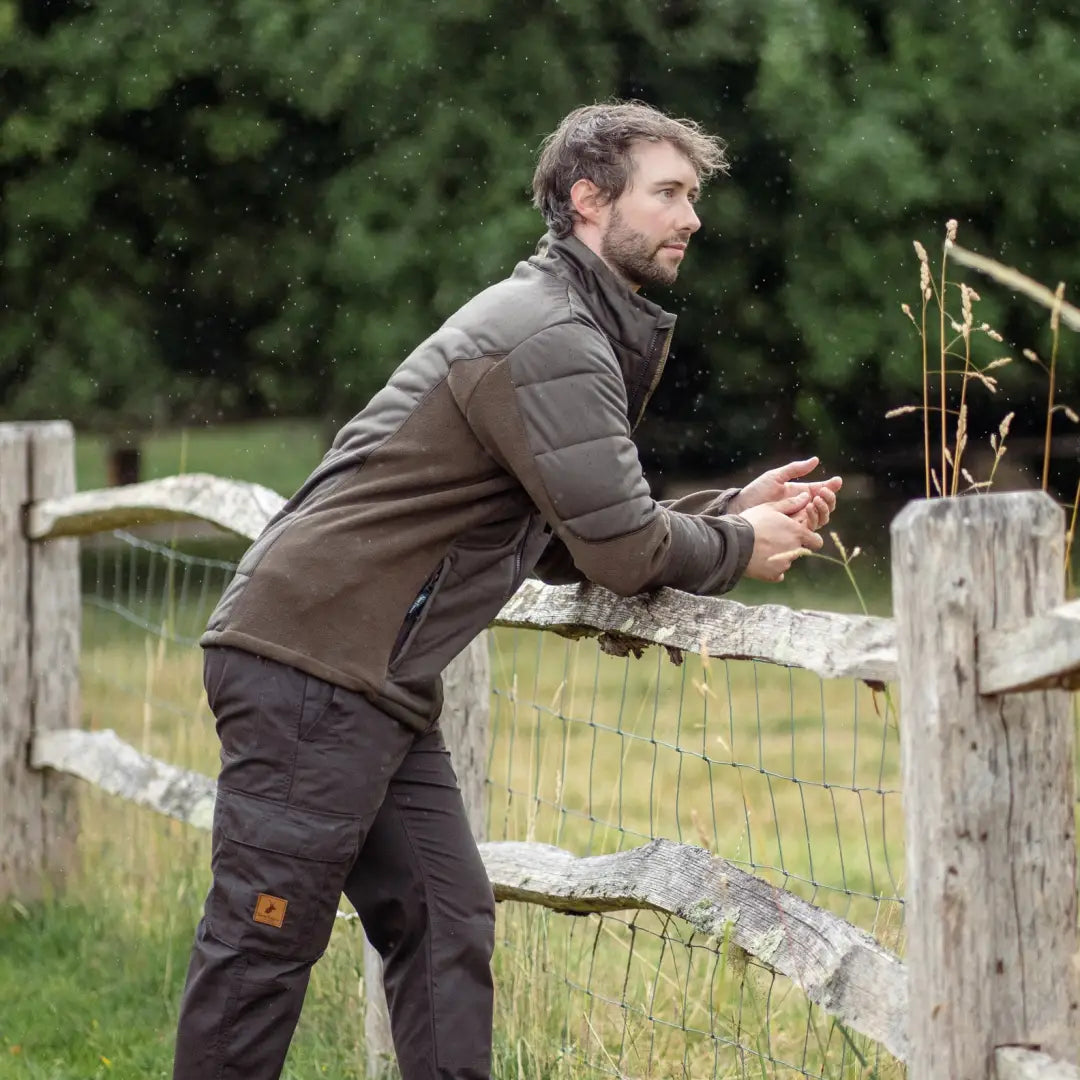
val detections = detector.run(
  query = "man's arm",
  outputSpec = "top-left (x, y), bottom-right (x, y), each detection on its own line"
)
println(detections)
top-left (531, 487), bottom-right (741, 587)
top-left (461, 321), bottom-right (756, 597)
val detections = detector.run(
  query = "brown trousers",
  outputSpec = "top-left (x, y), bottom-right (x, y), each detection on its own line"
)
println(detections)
top-left (173, 647), bottom-right (495, 1080)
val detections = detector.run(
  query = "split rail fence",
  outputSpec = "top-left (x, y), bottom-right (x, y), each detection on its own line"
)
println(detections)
top-left (3, 420), bottom-right (1080, 1079)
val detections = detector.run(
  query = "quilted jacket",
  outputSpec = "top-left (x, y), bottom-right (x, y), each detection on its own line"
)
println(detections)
top-left (201, 233), bottom-right (755, 730)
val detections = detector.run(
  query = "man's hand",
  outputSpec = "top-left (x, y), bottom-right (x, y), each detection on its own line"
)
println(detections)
top-left (739, 492), bottom-right (824, 582)
top-left (728, 457), bottom-right (842, 532)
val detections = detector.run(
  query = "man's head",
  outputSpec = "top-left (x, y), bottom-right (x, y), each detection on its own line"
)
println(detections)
top-left (532, 101), bottom-right (728, 290)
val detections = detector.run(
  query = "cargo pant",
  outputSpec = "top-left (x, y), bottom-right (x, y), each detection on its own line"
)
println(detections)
top-left (173, 646), bottom-right (495, 1080)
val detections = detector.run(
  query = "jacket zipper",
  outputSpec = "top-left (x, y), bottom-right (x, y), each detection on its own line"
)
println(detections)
top-left (630, 326), bottom-right (672, 431)
top-left (513, 536), bottom-right (525, 587)
top-left (390, 564), bottom-right (443, 664)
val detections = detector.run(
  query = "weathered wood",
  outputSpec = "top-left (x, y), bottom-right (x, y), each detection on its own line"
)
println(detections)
top-left (996, 1047), bottom-right (1080, 1080)
top-left (362, 631), bottom-right (492, 1074)
top-left (0, 427), bottom-right (34, 901)
top-left (31, 728), bottom-right (216, 831)
top-left (494, 578), bottom-right (896, 684)
top-left (26, 423), bottom-right (81, 891)
top-left (892, 493), bottom-right (1078, 1080)
top-left (31, 727), bottom-right (906, 1059)
top-left (480, 839), bottom-right (908, 1062)
top-left (362, 937), bottom-right (394, 1079)
top-left (977, 598), bottom-right (1080, 694)
top-left (440, 632), bottom-right (491, 843)
top-left (26, 472), bottom-right (900, 687)
top-left (27, 473), bottom-right (285, 542)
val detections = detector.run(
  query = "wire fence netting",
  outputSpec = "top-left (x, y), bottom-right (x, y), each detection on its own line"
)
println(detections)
top-left (79, 529), bottom-right (906, 1079)
top-left (487, 628), bottom-right (904, 1080)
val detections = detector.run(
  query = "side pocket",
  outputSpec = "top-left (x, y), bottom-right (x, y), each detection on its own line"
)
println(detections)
top-left (388, 560), bottom-right (450, 672)
top-left (297, 674), bottom-right (336, 742)
top-left (207, 790), bottom-right (359, 962)
top-left (202, 646), bottom-right (229, 709)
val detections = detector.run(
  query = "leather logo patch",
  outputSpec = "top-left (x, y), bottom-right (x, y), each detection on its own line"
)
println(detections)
top-left (254, 893), bottom-right (288, 928)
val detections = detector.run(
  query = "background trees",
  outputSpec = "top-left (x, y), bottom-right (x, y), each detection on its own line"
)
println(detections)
top-left (2, 0), bottom-right (1077, 495)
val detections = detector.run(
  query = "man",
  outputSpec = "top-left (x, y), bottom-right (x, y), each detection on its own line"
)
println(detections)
top-left (173, 100), bottom-right (840, 1080)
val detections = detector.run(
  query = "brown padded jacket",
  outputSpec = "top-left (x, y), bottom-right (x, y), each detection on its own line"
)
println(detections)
top-left (201, 233), bottom-right (755, 731)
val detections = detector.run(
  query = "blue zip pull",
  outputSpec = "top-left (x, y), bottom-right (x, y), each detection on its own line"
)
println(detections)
top-left (407, 588), bottom-right (430, 618)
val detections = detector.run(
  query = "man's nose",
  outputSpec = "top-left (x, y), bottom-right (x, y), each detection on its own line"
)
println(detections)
top-left (682, 201), bottom-right (701, 234)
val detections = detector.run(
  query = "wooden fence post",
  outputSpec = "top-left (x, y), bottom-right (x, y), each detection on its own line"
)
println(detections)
top-left (362, 630), bottom-right (491, 1076)
top-left (0, 422), bottom-right (80, 902)
top-left (892, 492), bottom-right (1078, 1079)
top-left (439, 629), bottom-right (491, 844)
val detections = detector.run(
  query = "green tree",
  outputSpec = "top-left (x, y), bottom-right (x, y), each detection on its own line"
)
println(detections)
top-left (2, 0), bottom-right (1078, 496)
top-left (740, 0), bottom-right (1080, 481)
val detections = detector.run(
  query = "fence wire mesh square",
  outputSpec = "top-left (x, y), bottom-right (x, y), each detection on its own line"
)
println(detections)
top-left (488, 627), bottom-right (905, 1079)
top-left (79, 531), bottom-right (906, 1078)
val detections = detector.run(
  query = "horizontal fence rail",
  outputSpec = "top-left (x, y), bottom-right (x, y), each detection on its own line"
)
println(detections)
top-left (976, 597), bottom-right (1080, 694)
top-left (31, 728), bottom-right (217, 831)
top-left (27, 472), bottom-right (285, 542)
top-left (30, 474), bottom-right (897, 682)
top-left (484, 840), bottom-right (907, 1060)
top-left (30, 475), bottom-right (1080, 693)
top-left (495, 578), bottom-right (897, 684)
top-left (35, 474), bottom-right (1080, 697)
top-left (995, 1047), bottom-right (1080, 1080)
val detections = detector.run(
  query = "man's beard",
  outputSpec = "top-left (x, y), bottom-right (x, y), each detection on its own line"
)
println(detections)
top-left (600, 208), bottom-right (682, 288)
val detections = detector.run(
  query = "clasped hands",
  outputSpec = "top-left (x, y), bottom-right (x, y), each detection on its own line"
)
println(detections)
top-left (727, 457), bottom-right (843, 583)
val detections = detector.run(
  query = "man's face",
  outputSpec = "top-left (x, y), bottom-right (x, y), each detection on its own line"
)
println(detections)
top-left (598, 140), bottom-right (702, 290)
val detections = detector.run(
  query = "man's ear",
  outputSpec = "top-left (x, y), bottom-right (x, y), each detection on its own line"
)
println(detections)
top-left (569, 178), bottom-right (608, 227)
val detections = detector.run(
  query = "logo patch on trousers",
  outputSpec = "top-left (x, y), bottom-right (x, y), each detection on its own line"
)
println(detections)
top-left (254, 893), bottom-right (288, 928)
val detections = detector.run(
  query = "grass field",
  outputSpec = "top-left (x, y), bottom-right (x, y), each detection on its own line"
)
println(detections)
top-left (73, 420), bottom-right (328, 498)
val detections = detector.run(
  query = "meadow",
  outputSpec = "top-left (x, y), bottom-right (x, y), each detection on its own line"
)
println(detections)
top-left (73, 420), bottom-right (329, 498)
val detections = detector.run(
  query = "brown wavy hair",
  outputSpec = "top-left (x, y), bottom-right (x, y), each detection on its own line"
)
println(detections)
top-left (532, 101), bottom-right (728, 238)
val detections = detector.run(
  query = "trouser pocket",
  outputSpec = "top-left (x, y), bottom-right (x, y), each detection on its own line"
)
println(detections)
top-left (206, 788), bottom-right (359, 963)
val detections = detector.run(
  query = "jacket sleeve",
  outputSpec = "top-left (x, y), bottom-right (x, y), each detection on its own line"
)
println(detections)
top-left (463, 321), bottom-right (754, 597)
top-left (533, 488), bottom-right (744, 586)
top-left (660, 488), bottom-right (742, 515)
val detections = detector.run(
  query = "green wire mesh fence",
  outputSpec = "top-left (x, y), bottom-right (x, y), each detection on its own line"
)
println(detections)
top-left (486, 630), bottom-right (905, 1079)
top-left (80, 529), bottom-right (906, 1079)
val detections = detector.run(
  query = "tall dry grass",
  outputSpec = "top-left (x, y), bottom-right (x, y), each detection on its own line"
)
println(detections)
top-left (892, 221), bottom-right (1078, 539)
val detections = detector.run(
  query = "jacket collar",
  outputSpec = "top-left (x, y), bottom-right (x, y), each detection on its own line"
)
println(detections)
top-left (528, 232), bottom-right (675, 428)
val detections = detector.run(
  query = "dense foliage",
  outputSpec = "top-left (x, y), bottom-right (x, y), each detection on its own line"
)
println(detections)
top-left (2, 0), bottom-right (1078, 488)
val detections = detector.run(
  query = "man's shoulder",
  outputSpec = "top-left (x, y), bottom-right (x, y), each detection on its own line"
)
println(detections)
top-left (442, 258), bottom-right (602, 356)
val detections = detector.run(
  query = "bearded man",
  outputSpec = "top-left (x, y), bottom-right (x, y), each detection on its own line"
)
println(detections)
top-left (173, 100), bottom-right (840, 1080)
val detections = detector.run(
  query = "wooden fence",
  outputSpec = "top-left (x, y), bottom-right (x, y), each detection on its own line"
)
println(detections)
top-left (3, 420), bottom-right (1080, 1079)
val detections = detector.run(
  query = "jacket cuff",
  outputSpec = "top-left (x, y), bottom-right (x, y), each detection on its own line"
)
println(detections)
top-left (707, 488), bottom-right (742, 516)
top-left (700, 514), bottom-right (755, 596)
